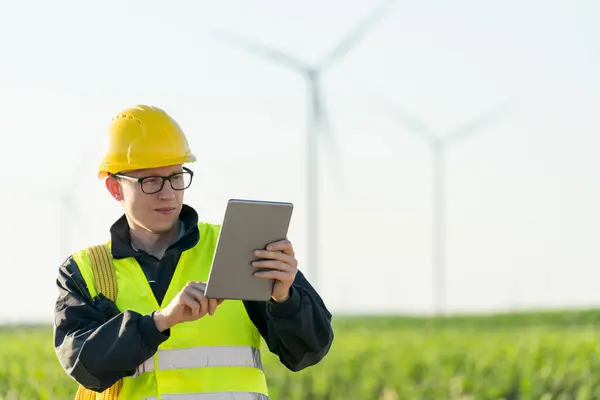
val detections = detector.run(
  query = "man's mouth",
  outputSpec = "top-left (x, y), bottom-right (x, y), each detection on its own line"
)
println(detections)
top-left (155, 207), bottom-right (176, 214)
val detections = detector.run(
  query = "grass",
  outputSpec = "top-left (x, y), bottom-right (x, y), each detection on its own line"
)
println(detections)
top-left (2, 309), bottom-right (600, 400)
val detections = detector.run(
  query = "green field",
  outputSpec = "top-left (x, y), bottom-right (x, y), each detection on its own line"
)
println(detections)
top-left (3, 309), bottom-right (600, 400)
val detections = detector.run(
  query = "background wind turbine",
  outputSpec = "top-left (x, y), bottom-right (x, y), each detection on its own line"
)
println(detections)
top-left (37, 135), bottom-right (101, 262)
top-left (34, 170), bottom-right (86, 262)
top-left (372, 95), bottom-right (514, 315)
top-left (212, 0), bottom-right (396, 291)
top-left (56, 154), bottom-right (91, 261)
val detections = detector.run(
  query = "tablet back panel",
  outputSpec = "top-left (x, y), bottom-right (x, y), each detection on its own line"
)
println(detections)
top-left (204, 199), bottom-right (294, 301)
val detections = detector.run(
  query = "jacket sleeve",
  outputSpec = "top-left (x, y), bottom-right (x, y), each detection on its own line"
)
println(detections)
top-left (53, 256), bottom-right (170, 392)
top-left (244, 270), bottom-right (334, 372)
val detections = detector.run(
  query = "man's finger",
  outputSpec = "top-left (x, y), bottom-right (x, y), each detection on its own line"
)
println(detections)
top-left (187, 282), bottom-right (207, 296)
top-left (186, 286), bottom-right (209, 315)
top-left (265, 239), bottom-right (294, 256)
top-left (180, 293), bottom-right (201, 317)
top-left (253, 250), bottom-right (297, 266)
top-left (188, 281), bottom-right (207, 292)
top-left (205, 297), bottom-right (226, 305)
top-left (252, 260), bottom-right (293, 272)
top-left (253, 269), bottom-right (292, 282)
top-left (208, 298), bottom-right (219, 316)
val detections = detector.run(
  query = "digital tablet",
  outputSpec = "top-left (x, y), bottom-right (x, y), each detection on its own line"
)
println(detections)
top-left (203, 198), bottom-right (294, 301)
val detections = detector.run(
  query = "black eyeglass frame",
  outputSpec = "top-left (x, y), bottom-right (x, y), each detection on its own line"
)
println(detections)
top-left (113, 167), bottom-right (194, 194)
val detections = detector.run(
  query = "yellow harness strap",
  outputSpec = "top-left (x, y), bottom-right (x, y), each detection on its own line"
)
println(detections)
top-left (74, 244), bottom-right (123, 400)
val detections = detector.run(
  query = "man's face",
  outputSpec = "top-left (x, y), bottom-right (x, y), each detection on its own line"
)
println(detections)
top-left (105, 164), bottom-right (189, 234)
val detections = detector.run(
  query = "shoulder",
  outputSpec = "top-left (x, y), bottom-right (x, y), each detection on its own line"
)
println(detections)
top-left (59, 242), bottom-right (111, 300)
top-left (197, 221), bottom-right (221, 229)
top-left (56, 253), bottom-right (96, 304)
top-left (193, 222), bottom-right (221, 254)
top-left (70, 242), bottom-right (111, 269)
top-left (70, 241), bottom-right (112, 264)
top-left (197, 221), bottom-right (221, 236)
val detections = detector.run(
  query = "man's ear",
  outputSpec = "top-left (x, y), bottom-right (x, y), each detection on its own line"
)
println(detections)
top-left (105, 176), bottom-right (124, 201)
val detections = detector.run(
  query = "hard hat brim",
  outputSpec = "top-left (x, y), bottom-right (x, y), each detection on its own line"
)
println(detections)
top-left (98, 153), bottom-right (196, 179)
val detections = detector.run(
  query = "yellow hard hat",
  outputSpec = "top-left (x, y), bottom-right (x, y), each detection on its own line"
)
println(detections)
top-left (98, 105), bottom-right (196, 179)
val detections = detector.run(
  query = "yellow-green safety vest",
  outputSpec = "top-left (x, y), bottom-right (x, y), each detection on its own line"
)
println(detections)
top-left (73, 222), bottom-right (270, 400)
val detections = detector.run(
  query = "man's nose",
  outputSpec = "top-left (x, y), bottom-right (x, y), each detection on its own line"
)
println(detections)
top-left (158, 180), bottom-right (176, 198)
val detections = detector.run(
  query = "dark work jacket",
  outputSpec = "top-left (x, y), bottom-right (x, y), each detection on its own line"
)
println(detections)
top-left (53, 204), bottom-right (334, 393)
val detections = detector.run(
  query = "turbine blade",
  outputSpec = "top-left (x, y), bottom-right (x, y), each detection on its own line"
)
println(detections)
top-left (369, 92), bottom-right (437, 142)
top-left (446, 100), bottom-right (515, 145)
top-left (212, 29), bottom-right (308, 71)
top-left (318, 0), bottom-right (396, 70)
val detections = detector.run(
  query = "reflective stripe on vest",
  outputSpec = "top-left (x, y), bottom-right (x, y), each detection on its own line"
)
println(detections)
top-left (144, 393), bottom-right (269, 400)
top-left (134, 346), bottom-right (263, 376)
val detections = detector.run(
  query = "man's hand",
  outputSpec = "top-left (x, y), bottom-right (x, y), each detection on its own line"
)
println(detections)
top-left (252, 239), bottom-right (299, 303)
top-left (153, 281), bottom-right (224, 332)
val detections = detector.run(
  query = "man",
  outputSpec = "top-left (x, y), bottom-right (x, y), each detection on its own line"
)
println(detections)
top-left (53, 105), bottom-right (334, 400)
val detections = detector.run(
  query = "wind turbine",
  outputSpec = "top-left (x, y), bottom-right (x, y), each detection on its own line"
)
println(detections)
top-left (212, 0), bottom-right (395, 291)
top-left (37, 135), bottom-right (101, 262)
top-left (372, 96), bottom-right (514, 315)
top-left (50, 157), bottom-right (89, 261)
top-left (34, 171), bottom-right (85, 262)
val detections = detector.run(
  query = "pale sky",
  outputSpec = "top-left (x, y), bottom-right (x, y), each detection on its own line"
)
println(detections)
top-left (0, 0), bottom-right (599, 322)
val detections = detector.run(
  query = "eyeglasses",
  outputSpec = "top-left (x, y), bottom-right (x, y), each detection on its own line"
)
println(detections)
top-left (114, 167), bottom-right (194, 194)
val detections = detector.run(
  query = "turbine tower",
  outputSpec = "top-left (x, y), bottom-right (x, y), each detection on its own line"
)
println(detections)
top-left (56, 154), bottom-right (89, 261)
top-left (213, 1), bottom-right (395, 291)
top-left (374, 96), bottom-right (513, 315)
